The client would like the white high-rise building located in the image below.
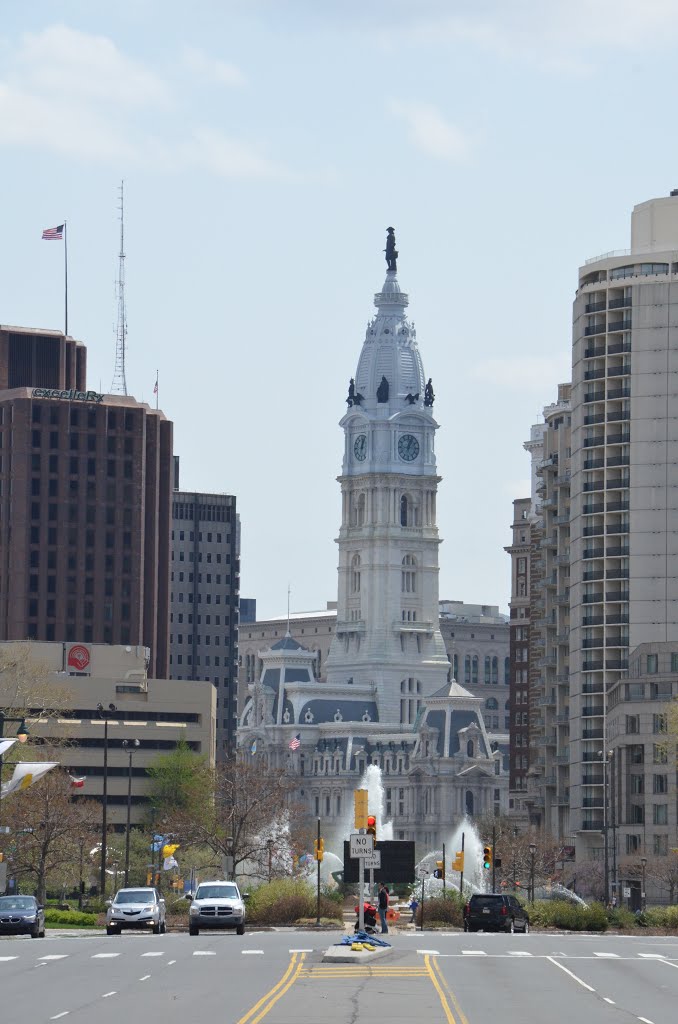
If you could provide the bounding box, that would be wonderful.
[324,263,450,719]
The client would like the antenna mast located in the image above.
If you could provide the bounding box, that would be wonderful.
[111,180,128,395]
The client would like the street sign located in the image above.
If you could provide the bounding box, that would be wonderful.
[350,833,374,857]
[623,887,631,898]
[363,850,381,869]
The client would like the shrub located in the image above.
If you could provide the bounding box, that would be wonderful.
[416,891,465,929]
[44,909,97,927]
[643,905,678,929]
[528,900,608,931]
[246,879,342,925]
[608,907,637,931]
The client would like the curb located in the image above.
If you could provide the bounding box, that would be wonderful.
[322,943,393,964]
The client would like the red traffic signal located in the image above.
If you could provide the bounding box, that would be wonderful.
[366,815,377,843]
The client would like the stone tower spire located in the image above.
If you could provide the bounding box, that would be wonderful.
[324,232,449,724]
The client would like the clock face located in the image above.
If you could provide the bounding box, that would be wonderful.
[398,433,420,462]
[353,434,367,461]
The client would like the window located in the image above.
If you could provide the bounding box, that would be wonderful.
[401,554,417,593]
[653,714,667,734]
[626,715,640,734]
[647,653,658,674]
[484,656,491,684]
[471,655,478,685]
[625,834,641,854]
[654,834,668,856]
[350,553,361,594]
[504,657,510,684]
[653,804,668,825]
[653,744,668,764]
[653,774,667,794]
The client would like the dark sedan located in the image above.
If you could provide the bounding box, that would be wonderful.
[0,895,46,937]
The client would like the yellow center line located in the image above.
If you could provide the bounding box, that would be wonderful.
[429,956,471,1024]
[236,952,305,1024]
[424,954,457,1024]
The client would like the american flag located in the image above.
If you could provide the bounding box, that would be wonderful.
[288,734,301,751]
[153,377,158,395]
[42,224,64,240]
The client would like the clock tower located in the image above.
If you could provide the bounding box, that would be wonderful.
[324,234,449,724]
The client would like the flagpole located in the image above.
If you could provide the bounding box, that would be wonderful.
[64,220,68,336]
[156,369,159,411]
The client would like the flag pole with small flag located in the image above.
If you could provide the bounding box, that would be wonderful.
[42,222,68,335]
[289,733,301,751]
[154,370,158,410]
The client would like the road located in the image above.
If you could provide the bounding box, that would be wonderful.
[1,928,678,1023]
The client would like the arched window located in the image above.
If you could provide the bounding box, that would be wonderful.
[484,656,491,683]
[504,657,511,684]
[400,493,420,527]
[465,791,474,816]
[492,656,498,683]
[453,653,458,680]
[485,698,498,710]
[472,655,479,685]
[400,495,408,526]
[464,655,471,685]
[350,553,361,593]
[467,740,474,758]
[401,554,417,593]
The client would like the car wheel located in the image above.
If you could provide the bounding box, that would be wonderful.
[152,922,161,935]
[189,924,199,936]
[507,919,515,933]
[31,925,40,938]
[106,926,120,936]
[523,921,530,934]
[467,925,476,933]
[39,927,46,938]
[160,920,167,934]
[463,921,469,932]
[236,924,245,936]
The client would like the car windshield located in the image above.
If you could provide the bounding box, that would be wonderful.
[0,896,36,911]
[195,884,239,900]
[114,890,154,904]
[472,896,505,908]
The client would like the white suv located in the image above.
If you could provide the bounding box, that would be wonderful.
[188,881,247,935]
[106,887,166,935]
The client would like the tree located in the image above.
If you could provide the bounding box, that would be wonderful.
[146,740,211,818]
[168,758,308,879]
[644,853,678,903]
[3,762,100,902]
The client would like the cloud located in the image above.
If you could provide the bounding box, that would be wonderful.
[182,46,246,87]
[186,127,297,181]
[389,101,471,162]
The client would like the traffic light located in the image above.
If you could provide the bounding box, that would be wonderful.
[452,852,464,872]
[483,846,492,870]
[366,815,377,845]
[314,838,325,861]
[354,789,368,829]
[433,860,445,880]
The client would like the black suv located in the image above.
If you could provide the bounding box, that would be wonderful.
[464,893,529,933]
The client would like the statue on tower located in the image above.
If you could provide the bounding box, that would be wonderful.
[377,375,389,403]
[384,227,398,272]
[346,378,364,407]
[424,378,435,407]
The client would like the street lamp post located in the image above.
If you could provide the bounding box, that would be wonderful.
[529,842,537,904]
[599,749,610,906]
[0,714,29,868]
[640,857,647,913]
[609,750,617,906]
[97,703,117,898]
[266,838,274,884]
[420,869,429,932]
[122,738,140,887]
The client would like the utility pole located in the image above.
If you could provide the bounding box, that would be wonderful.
[492,824,497,892]
[459,832,465,899]
[442,841,446,894]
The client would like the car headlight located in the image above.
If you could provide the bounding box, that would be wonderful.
[189,904,199,915]
[143,905,153,912]
[24,914,36,921]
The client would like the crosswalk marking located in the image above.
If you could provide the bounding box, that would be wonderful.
[241,949,264,955]
[141,951,164,957]
[639,953,665,959]
[192,950,216,956]
[92,953,120,959]
[39,955,69,961]
[462,950,486,955]
[417,949,440,955]
[0,956,18,961]
[508,951,532,956]
[594,952,619,958]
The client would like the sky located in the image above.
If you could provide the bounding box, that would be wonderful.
[2,1,678,620]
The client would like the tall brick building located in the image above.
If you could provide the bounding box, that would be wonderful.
[0,325,172,677]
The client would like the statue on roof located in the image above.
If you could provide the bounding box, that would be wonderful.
[377,375,389,403]
[424,378,435,407]
[385,227,398,272]
[346,378,364,407]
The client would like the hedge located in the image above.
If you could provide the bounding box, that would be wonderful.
[527,900,608,931]
[44,909,98,927]
[246,879,343,925]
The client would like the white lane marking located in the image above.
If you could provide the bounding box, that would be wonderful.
[39,955,69,961]
[546,956,596,993]
[639,953,665,959]
[139,974,151,981]
[417,949,440,955]
[92,953,120,959]
[594,952,619,958]
[638,1018,654,1024]
[141,951,164,957]
[0,956,18,961]
[193,950,216,956]
[241,950,264,955]
[102,992,116,999]
[50,1015,69,1020]
[604,998,615,1005]
[509,951,532,957]
[289,948,313,953]
[462,950,486,955]
[167,960,176,965]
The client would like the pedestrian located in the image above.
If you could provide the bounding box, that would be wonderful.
[409,896,419,923]
[378,882,390,934]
